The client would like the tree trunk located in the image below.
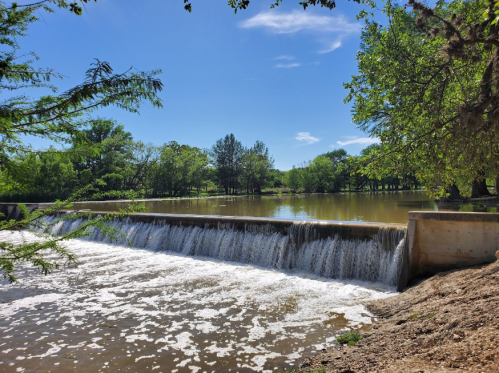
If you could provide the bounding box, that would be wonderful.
[445,184,461,200]
[495,176,499,194]
[471,178,491,198]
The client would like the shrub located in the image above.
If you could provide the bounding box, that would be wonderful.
[336,331,363,346]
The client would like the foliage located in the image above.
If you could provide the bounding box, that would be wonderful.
[0,1,163,171]
[283,145,418,193]
[0,180,144,282]
[336,331,363,346]
[148,141,209,197]
[209,134,274,195]
[210,134,245,195]
[0,0,164,281]
[344,0,499,198]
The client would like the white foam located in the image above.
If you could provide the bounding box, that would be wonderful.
[0,230,396,372]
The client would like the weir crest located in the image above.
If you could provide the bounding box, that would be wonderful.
[37,214,407,287]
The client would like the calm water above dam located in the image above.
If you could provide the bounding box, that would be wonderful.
[74,191,497,224]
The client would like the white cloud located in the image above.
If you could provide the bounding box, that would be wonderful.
[295,132,320,144]
[240,11,361,54]
[273,55,294,60]
[336,137,380,146]
[275,63,301,69]
[240,11,361,34]
[319,40,342,54]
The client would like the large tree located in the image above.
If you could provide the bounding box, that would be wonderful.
[345,0,498,198]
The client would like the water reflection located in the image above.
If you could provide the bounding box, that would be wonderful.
[74,191,498,224]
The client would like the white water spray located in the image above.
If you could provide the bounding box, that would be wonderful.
[37,215,406,286]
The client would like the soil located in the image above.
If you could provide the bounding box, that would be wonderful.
[300,259,499,373]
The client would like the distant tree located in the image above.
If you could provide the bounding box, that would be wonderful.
[123,142,160,192]
[73,120,134,191]
[188,148,210,194]
[286,166,302,192]
[211,134,245,195]
[300,162,317,193]
[310,156,335,193]
[241,140,274,194]
[323,149,347,166]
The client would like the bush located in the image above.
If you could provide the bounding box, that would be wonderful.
[336,331,363,346]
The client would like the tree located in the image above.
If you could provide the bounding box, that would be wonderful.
[211,134,245,195]
[345,0,498,198]
[241,140,274,194]
[188,148,210,194]
[73,120,134,191]
[310,155,335,193]
[0,0,163,281]
[286,166,302,192]
[0,1,163,170]
[123,141,161,192]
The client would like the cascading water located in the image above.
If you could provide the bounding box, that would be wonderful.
[36,214,407,287]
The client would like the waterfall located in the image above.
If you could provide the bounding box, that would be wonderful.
[36,215,406,287]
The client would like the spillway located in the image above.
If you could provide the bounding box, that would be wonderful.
[36,213,407,287]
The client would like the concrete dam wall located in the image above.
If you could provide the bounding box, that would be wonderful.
[36,213,408,289]
[2,202,498,290]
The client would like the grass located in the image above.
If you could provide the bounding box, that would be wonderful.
[409,312,419,318]
[336,331,363,346]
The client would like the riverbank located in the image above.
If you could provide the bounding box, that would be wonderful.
[299,257,499,372]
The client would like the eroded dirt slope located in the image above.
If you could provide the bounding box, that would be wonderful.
[302,260,499,373]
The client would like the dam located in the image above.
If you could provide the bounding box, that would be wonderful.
[1,202,498,372]
[37,213,408,287]
[2,200,497,290]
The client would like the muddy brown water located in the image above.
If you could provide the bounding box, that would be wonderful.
[72,191,498,224]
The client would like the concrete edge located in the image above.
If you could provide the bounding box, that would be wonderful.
[408,211,499,223]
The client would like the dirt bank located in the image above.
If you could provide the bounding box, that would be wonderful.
[300,259,499,372]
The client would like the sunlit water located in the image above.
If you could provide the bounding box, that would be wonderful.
[71,191,498,224]
[0,231,396,373]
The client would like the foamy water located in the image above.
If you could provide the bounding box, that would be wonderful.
[0,231,396,372]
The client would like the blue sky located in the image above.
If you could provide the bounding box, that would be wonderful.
[21,0,381,170]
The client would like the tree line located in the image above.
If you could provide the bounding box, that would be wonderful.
[1,120,423,203]
[283,145,418,194]
[0,122,277,201]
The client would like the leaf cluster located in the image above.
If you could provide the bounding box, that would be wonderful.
[0,2,163,168]
[0,179,145,282]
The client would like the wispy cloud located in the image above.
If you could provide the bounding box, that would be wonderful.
[296,132,320,144]
[336,137,380,146]
[273,55,294,60]
[240,11,361,53]
[240,11,361,34]
[275,63,301,69]
[319,40,342,54]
